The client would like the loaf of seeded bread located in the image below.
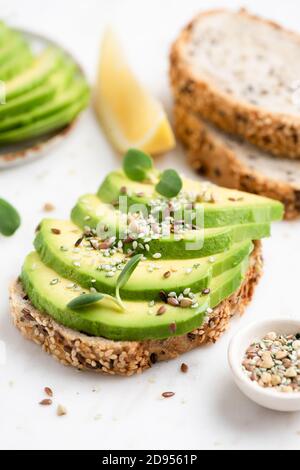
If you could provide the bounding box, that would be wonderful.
[174,102,300,220]
[170,9,300,159]
[9,242,262,377]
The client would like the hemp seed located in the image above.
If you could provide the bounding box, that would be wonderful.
[242,332,300,393]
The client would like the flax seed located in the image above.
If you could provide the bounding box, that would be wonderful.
[44,387,53,397]
[181,363,188,373]
[39,399,52,406]
[162,391,175,398]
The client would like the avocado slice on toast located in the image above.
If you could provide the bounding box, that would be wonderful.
[97,171,283,226]
[71,193,271,259]
[21,251,250,341]
[34,218,254,300]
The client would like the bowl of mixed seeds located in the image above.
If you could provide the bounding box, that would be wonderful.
[228,318,300,412]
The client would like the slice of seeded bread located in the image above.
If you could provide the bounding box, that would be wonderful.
[9,242,262,377]
[170,8,300,159]
[174,102,300,220]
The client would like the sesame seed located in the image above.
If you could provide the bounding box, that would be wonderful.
[168,292,177,297]
[105,272,115,277]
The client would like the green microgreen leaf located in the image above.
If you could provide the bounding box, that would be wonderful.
[67,293,104,309]
[67,254,143,313]
[123,148,153,181]
[0,198,21,236]
[67,292,125,311]
[116,254,143,307]
[155,169,183,198]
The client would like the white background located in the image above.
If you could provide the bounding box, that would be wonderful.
[0,0,300,451]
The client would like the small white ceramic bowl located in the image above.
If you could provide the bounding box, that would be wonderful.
[228,318,300,412]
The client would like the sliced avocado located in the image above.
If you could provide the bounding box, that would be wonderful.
[210,257,248,308]
[0,31,28,65]
[0,22,10,45]
[21,251,249,340]
[0,43,33,81]
[0,78,88,132]
[71,194,270,258]
[0,60,76,118]
[34,218,253,300]
[97,170,283,226]
[0,90,89,143]
[71,194,118,232]
[5,47,62,99]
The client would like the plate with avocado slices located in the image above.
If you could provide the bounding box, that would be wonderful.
[9,150,283,376]
[0,22,90,168]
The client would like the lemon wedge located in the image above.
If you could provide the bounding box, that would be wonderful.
[94,29,175,155]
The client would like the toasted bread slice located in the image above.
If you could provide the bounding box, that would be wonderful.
[9,242,262,376]
[170,9,300,159]
[174,102,300,220]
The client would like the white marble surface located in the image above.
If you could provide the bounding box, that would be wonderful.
[1,0,300,450]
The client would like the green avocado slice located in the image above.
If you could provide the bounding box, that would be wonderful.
[97,170,283,226]
[0,77,88,132]
[0,42,33,81]
[5,47,63,100]
[0,90,89,143]
[71,194,270,258]
[0,22,10,46]
[21,251,249,341]
[33,218,253,301]
[0,31,28,65]
[0,60,76,118]
[0,46,33,81]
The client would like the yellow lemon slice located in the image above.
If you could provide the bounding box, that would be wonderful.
[94,29,175,155]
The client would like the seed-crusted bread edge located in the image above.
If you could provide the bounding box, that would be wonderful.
[174,102,300,220]
[170,8,300,159]
[9,242,263,377]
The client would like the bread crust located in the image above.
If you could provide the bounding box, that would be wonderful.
[174,102,300,220]
[170,8,300,159]
[9,242,263,376]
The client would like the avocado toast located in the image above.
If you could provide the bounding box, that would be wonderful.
[9,152,283,375]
